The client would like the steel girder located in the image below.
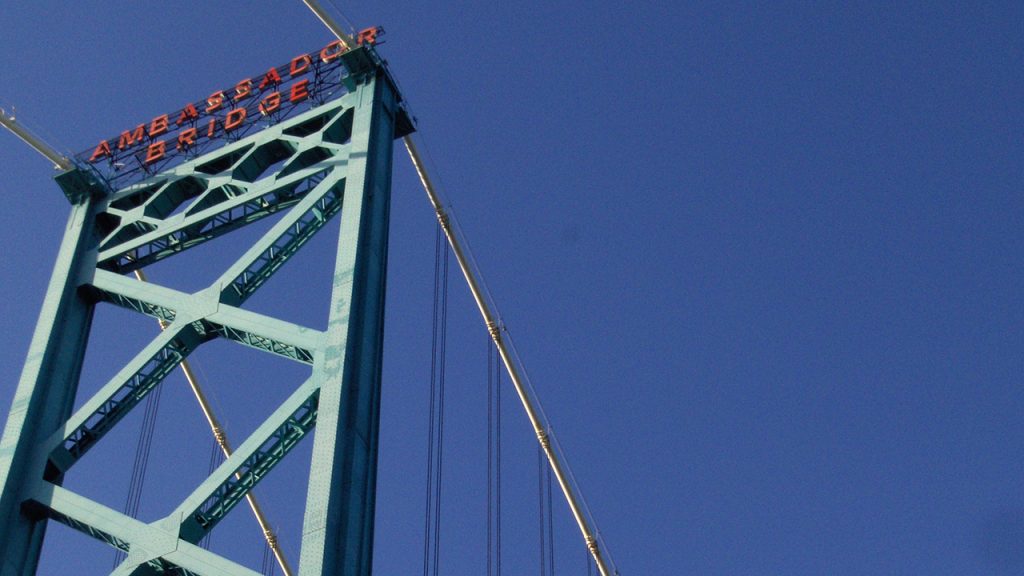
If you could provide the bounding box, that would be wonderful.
[0,63,401,576]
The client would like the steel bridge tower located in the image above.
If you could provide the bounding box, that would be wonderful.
[0,44,411,575]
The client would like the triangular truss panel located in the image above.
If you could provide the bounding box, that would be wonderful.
[0,47,410,576]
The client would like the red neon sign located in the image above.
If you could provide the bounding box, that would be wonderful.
[83,29,382,172]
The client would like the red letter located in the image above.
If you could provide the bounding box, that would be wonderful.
[144,140,166,164]
[207,118,217,138]
[89,140,112,162]
[320,40,345,63]
[356,26,381,45]
[289,79,310,104]
[149,114,169,138]
[176,103,200,125]
[118,125,145,150]
[177,127,198,151]
[234,79,252,102]
[259,92,281,115]
[206,91,225,113]
[258,68,282,90]
[224,108,247,131]
[290,54,311,76]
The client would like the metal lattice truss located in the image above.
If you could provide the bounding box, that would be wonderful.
[0,69,401,576]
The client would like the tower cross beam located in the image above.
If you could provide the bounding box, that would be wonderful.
[90,269,323,364]
[96,149,347,271]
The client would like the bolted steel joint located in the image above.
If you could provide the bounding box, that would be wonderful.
[436,211,450,232]
[537,429,551,449]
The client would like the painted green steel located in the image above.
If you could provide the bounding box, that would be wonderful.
[0,51,403,575]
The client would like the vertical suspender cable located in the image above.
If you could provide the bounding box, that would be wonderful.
[496,356,502,576]
[422,226,449,576]
[538,446,548,576]
[487,339,504,576]
[433,242,450,576]
[548,460,556,576]
[113,378,163,569]
[129,388,162,518]
[487,341,493,576]
[202,438,221,550]
[404,136,615,576]
[422,227,441,576]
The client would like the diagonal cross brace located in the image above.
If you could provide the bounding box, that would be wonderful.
[26,484,261,576]
[45,326,205,474]
[176,377,320,543]
[90,269,323,364]
[217,170,348,306]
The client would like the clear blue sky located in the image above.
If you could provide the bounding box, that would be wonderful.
[1,2,1022,575]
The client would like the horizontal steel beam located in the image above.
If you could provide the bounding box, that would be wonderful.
[91,269,323,364]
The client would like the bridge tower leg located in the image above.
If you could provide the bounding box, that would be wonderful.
[0,47,406,576]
